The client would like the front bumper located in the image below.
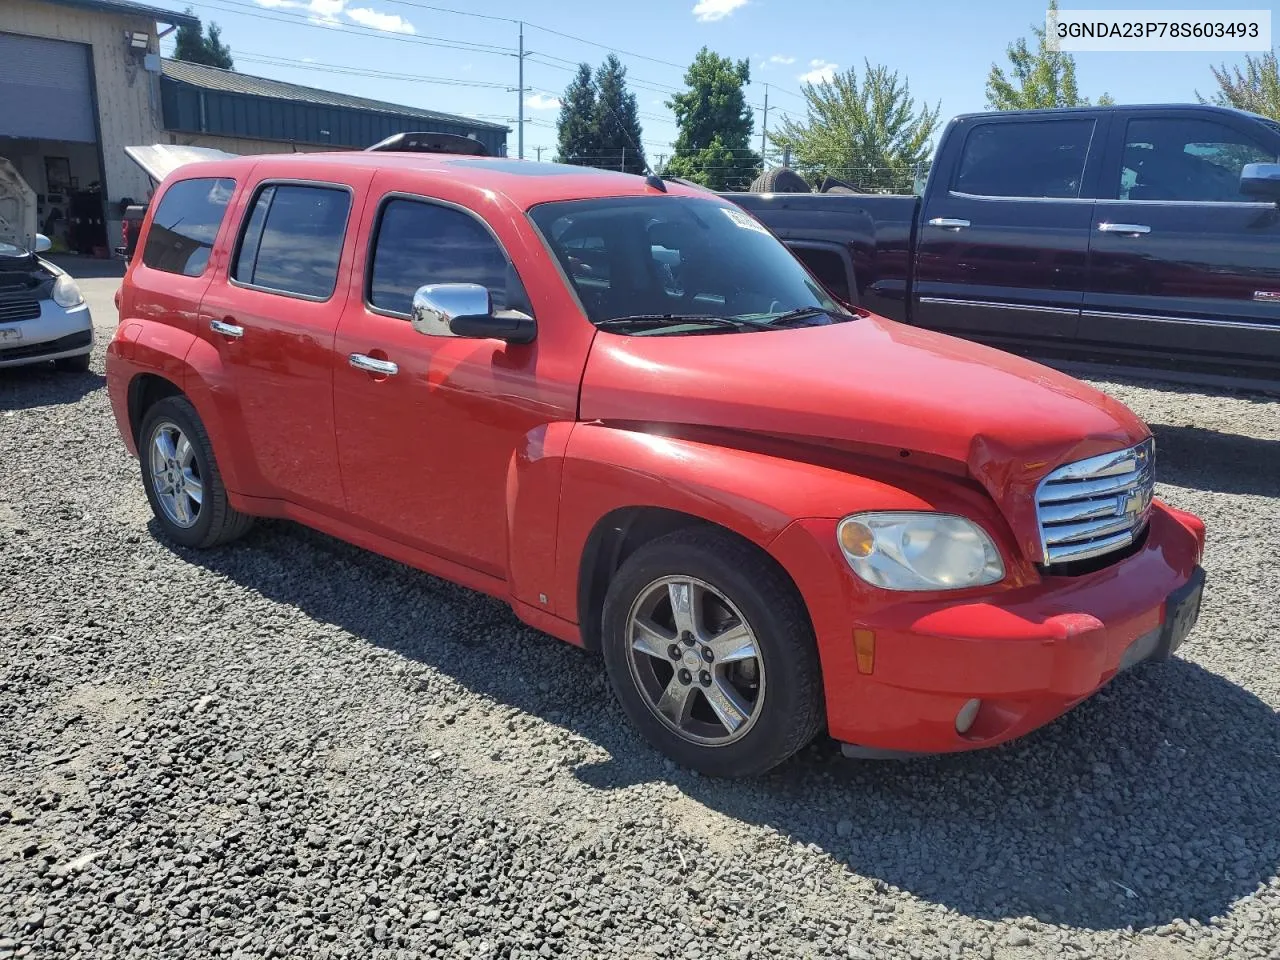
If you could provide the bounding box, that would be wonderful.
[769,501,1206,756]
[0,300,94,368]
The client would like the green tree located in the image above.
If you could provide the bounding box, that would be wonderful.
[986,0,1112,109]
[664,48,761,190]
[773,60,941,191]
[593,55,647,174]
[173,7,233,70]
[556,63,599,165]
[1198,49,1280,120]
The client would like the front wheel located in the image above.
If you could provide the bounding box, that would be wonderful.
[601,528,825,778]
[138,395,253,549]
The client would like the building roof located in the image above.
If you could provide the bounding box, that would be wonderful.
[161,58,509,133]
[41,0,200,28]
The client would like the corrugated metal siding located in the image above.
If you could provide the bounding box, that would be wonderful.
[160,79,507,156]
[0,31,96,141]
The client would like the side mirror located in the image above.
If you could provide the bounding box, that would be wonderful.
[411,283,536,345]
[34,233,52,253]
[1240,162,1280,201]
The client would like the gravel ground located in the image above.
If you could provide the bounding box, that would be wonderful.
[2,280,1279,960]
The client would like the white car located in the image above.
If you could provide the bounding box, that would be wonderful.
[0,158,93,372]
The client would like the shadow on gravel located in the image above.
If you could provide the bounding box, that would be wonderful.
[0,364,105,411]
[177,518,1280,935]
[1148,423,1279,497]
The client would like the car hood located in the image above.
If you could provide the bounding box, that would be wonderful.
[578,312,1150,562]
[0,158,37,255]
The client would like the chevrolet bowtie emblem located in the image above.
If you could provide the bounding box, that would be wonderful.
[1122,487,1152,516]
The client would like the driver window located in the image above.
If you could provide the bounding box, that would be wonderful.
[1118,117,1275,202]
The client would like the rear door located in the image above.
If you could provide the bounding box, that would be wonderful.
[913,113,1106,345]
[196,169,371,514]
[1082,109,1280,373]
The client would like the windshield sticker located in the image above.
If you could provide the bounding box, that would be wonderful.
[720,206,771,236]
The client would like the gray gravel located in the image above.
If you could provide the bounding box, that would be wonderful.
[3,280,1280,960]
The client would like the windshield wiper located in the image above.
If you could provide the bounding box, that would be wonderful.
[754,306,850,328]
[595,314,773,335]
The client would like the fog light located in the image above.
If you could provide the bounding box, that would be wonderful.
[955,698,982,735]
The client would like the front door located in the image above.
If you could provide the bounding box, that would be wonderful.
[196,173,368,513]
[1082,109,1280,374]
[332,189,567,578]
[913,114,1106,346]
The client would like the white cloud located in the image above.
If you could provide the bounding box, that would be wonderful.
[346,6,415,33]
[253,0,303,8]
[524,93,561,110]
[768,54,795,65]
[798,59,838,84]
[692,0,747,22]
[307,0,344,20]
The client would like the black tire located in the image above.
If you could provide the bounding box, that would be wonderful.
[54,352,91,372]
[138,395,254,549]
[748,166,811,194]
[600,527,825,778]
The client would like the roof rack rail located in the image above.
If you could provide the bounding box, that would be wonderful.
[365,132,489,156]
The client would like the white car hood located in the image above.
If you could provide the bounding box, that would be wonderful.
[0,158,37,255]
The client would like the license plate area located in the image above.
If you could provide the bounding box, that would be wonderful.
[0,326,21,342]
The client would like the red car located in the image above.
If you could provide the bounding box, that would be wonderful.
[104,149,1206,778]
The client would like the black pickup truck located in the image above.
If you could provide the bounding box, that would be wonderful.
[729,103,1280,383]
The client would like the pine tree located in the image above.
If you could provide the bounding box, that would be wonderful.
[555,64,598,165]
[173,7,234,70]
[593,55,647,174]
[665,48,760,190]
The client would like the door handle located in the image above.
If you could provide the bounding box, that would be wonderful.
[210,318,244,338]
[928,217,970,230]
[349,353,399,376]
[1097,222,1151,236]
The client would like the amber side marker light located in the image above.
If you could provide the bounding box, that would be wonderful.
[839,520,875,558]
[853,629,875,674]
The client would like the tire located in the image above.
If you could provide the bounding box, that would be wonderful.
[54,352,91,372]
[600,527,825,778]
[748,166,811,194]
[138,395,254,549]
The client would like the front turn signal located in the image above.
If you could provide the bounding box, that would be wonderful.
[854,629,875,674]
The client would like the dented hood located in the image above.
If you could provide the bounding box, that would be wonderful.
[578,313,1150,562]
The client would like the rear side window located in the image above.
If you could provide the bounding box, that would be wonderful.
[232,183,351,299]
[954,119,1095,199]
[367,198,515,315]
[142,177,236,277]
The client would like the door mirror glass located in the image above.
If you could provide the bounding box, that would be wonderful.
[34,233,52,253]
[411,283,536,344]
[1240,162,1280,201]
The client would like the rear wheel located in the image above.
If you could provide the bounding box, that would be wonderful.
[601,528,824,777]
[138,396,253,549]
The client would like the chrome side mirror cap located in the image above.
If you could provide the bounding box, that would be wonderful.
[411,283,536,345]
[34,233,52,253]
[1240,162,1280,202]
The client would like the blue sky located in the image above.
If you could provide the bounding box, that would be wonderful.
[155,0,1268,162]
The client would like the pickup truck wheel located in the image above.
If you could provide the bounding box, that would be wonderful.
[138,396,253,549]
[601,528,824,778]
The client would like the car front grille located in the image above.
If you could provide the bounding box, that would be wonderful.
[0,298,41,323]
[1035,438,1155,567]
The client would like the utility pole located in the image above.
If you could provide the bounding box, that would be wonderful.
[760,83,769,161]
[535,146,544,161]
[517,21,524,160]
[620,146,626,172]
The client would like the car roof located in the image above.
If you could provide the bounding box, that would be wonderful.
[950,103,1280,125]
[161,153,711,209]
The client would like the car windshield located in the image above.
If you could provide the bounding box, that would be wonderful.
[527,195,853,334]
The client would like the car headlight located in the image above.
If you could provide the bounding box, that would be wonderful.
[52,274,84,308]
[837,512,1005,591]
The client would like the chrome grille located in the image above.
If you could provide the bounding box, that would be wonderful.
[1035,438,1155,566]
[0,298,41,323]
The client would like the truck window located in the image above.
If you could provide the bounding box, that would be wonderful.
[141,177,236,278]
[954,119,1095,199]
[789,246,851,303]
[367,198,514,316]
[1117,117,1277,202]
[232,183,351,300]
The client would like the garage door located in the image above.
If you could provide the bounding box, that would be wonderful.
[0,32,96,143]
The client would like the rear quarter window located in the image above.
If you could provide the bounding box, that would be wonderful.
[141,177,236,277]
